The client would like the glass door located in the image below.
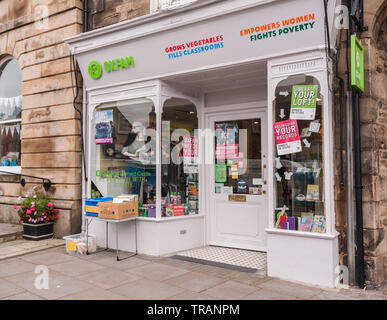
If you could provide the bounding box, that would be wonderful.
[208,110,268,251]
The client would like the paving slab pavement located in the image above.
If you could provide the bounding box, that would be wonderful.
[0,245,385,300]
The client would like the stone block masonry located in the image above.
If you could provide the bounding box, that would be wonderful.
[334,0,387,287]
[0,0,84,237]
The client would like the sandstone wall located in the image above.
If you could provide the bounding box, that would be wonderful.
[0,0,84,236]
[335,0,387,286]
[88,0,150,30]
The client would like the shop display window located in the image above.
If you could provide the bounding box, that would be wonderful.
[90,98,157,217]
[214,119,262,195]
[272,75,325,233]
[161,98,199,217]
[0,58,22,169]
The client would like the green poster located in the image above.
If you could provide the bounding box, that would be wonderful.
[290,85,318,120]
[215,163,227,182]
[351,35,364,92]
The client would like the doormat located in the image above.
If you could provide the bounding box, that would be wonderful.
[171,246,267,274]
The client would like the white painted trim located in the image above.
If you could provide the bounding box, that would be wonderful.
[265,228,339,240]
[0,166,21,175]
[0,118,22,125]
[137,214,204,222]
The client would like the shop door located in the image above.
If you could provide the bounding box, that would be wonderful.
[207,110,268,251]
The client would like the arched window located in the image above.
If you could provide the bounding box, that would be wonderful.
[0,56,22,172]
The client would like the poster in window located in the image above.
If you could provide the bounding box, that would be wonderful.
[215,123,226,159]
[289,85,318,120]
[273,119,302,155]
[215,163,227,182]
[95,109,114,144]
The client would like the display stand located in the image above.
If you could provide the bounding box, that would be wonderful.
[85,216,138,261]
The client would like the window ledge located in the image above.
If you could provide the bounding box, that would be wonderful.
[0,166,21,175]
[265,228,339,240]
[137,214,204,222]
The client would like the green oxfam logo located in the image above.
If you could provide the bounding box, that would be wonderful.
[88,56,135,80]
[88,60,102,79]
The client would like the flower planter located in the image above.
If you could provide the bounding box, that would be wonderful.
[22,222,54,241]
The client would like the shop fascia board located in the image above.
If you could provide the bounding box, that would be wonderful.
[82,45,329,95]
[65,0,280,54]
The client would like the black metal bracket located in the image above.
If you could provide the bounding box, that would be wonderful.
[0,170,52,191]
[351,0,368,32]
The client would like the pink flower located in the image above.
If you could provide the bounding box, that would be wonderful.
[18,205,22,210]
[12,205,16,209]
[31,207,35,211]
[17,196,22,201]
[31,202,35,206]
[26,209,32,214]
[48,203,53,207]
[33,195,37,199]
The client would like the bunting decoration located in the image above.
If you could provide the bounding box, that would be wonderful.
[0,124,20,136]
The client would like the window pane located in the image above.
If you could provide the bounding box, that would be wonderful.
[161,98,199,217]
[0,58,22,167]
[0,59,22,121]
[214,119,262,195]
[90,98,157,217]
[273,75,325,233]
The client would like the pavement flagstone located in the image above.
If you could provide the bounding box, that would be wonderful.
[0,242,385,300]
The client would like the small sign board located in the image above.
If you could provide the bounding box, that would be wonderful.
[228,194,246,202]
[351,35,364,92]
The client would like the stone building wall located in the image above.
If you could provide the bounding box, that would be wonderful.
[0,0,84,236]
[335,0,387,286]
[88,0,150,30]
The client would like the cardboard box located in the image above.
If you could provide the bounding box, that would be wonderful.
[98,201,138,220]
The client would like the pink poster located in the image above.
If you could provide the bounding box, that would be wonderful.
[183,137,199,163]
[273,119,302,155]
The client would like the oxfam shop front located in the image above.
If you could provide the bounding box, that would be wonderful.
[66,0,339,287]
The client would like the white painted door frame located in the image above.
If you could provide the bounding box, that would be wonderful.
[203,102,268,251]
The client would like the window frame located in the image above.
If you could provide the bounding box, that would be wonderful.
[150,0,198,13]
[267,55,335,237]
[0,56,22,175]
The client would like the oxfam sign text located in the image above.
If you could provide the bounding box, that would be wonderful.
[88,56,134,80]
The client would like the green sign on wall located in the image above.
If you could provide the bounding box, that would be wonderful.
[88,56,134,80]
[351,35,364,92]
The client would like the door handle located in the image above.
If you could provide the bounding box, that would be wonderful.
[262,164,267,185]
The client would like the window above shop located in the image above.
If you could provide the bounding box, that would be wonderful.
[151,0,199,12]
[0,56,22,174]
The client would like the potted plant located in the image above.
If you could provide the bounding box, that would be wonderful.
[13,186,59,241]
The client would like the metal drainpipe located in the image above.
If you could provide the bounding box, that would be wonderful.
[81,0,89,233]
[83,0,89,32]
[349,0,365,289]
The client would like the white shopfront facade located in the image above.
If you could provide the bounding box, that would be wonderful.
[66,0,340,287]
